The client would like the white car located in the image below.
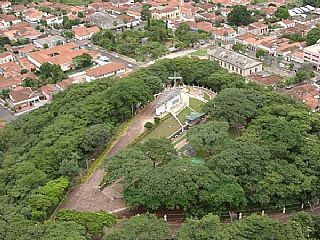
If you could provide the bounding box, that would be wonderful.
[128,64,133,68]
[99,56,109,62]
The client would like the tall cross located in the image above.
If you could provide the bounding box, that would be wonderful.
[168,71,182,88]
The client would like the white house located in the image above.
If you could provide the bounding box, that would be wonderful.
[156,89,182,116]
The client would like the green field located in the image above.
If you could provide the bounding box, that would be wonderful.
[144,115,181,140]
[177,108,192,124]
[191,49,208,56]
[189,98,205,113]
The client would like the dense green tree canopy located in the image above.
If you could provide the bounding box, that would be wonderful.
[306,27,320,46]
[104,214,169,240]
[205,88,267,126]
[227,5,252,26]
[275,6,290,19]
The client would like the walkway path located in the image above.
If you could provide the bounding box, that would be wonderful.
[59,102,156,212]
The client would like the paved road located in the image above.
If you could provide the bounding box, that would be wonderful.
[73,39,139,70]
[0,105,15,123]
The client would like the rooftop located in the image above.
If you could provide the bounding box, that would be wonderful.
[208,47,262,69]
[28,43,89,66]
[85,62,126,78]
[156,88,181,108]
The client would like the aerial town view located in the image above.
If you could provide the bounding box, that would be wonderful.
[2,0,320,239]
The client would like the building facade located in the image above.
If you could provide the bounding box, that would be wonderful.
[208,47,263,76]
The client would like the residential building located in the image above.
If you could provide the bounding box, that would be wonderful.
[151,6,181,20]
[279,19,296,29]
[27,43,91,71]
[90,12,122,29]
[23,9,44,23]
[303,43,320,70]
[33,35,66,49]
[0,52,15,64]
[208,47,262,76]
[7,86,40,109]
[211,27,237,42]
[238,22,269,36]
[73,26,100,40]
[41,84,60,101]
[85,62,126,82]
[0,1,12,13]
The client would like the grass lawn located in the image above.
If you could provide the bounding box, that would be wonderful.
[189,98,205,113]
[203,92,211,101]
[144,115,181,140]
[177,107,192,124]
[191,49,207,56]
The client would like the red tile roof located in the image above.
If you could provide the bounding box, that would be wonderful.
[85,62,126,78]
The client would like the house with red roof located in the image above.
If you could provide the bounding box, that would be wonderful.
[85,62,126,82]
[0,52,15,64]
[0,1,12,13]
[27,43,95,71]
[73,26,100,40]
[7,86,40,110]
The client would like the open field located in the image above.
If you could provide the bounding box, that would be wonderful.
[190,49,207,56]
[189,98,205,112]
[144,115,181,140]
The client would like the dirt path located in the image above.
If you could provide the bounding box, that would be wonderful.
[59,102,156,212]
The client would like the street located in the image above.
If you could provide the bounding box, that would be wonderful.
[0,105,15,123]
[73,39,139,70]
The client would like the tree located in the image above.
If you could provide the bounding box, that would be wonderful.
[140,4,151,23]
[227,5,252,26]
[289,212,314,238]
[56,210,116,237]
[294,69,315,82]
[77,12,85,18]
[176,214,230,240]
[104,214,169,240]
[123,159,246,213]
[303,0,320,7]
[37,63,66,84]
[28,177,69,221]
[187,121,230,155]
[205,88,266,126]
[275,6,289,19]
[256,49,267,58]
[62,29,74,38]
[175,23,199,48]
[206,70,246,92]
[144,121,153,130]
[72,53,92,69]
[232,43,245,52]
[306,27,320,46]
[208,140,271,204]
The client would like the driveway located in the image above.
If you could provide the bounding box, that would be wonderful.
[0,105,15,123]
